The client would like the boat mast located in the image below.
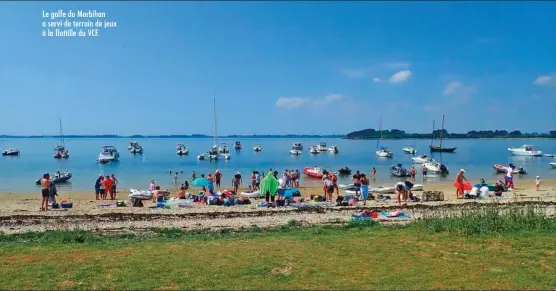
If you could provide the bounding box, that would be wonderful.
[376,118,382,149]
[439,114,445,149]
[213,93,217,147]
[59,118,65,147]
[430,120,435,148]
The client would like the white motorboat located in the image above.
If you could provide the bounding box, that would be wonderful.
[317,142,328,151]
[2,148,20,156]
[98,146,120,164]
[403,147,416,154]
[411,154,431,164]
[422,159,449,174]
[54,118,69,159]
[128,140,139,150]
[550,162,556,168]
[198,145,219,160]
[130,144,143,154]
[290,148,302,156]
[544,153,555,157]
[292,142,303,150]
[508,145,542,156]
[327,145,339,154]
[376,148,393,158]
[218,143,230,154]
[176,144,189,155]
[253,144,262,152]
[309,145,320,154]
[234,141,242,150]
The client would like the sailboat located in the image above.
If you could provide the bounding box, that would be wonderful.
[375,118,393,158]
[53,118,69,159]
[429,114,457,153]
[197,93,230,160]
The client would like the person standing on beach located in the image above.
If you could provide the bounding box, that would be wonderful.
[149,180,156,192]
[207,173,215,192]
[99,176,106,200]
[94,175,103,200]
[360,174,370,206]
[352,170,361,197]
[111,174,118,197]
[371,167,376,181]
[410,166,416,183]
[454,169,467,199]
[104,175,114,200]
[40,173,50,211]
[535,176,541,191]
[331,172,339,196]
[422,165,428,180]
[232,171,242,194]
[251,171,257,190]
[49,181,58,206]
[505,165,514,190]
[255,171,261,190]
[174,172,179,186]
[215,170,222,188]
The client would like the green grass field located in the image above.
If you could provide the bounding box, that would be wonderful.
[1,207,555,290]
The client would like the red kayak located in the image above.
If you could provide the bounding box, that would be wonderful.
[303,167,324,178]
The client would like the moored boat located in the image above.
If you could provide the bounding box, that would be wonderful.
[376,148,393,158]
[550,162,556,168]
[429,115,457,153]
[303,166,325,178]
[411,154,430,164]
[508,145,542,156]
[390,164,410,177]
[98,146,119,164]
[129,142,143,154]
[327,145,339,154]
[290,148,302,155]
[403,147,416,154]
[545,153,555,157]
[309,145,319,154]
[54,118,69,159]
[176,144,189,155]
[493,164,527,175]
[2,148,20,156]
[218,143,230,154]
[292,142,303,150]
[234,141,242,150]
[317,142,328,151]
[338,167,351,175]
[35,171,72,185]
[422,159,449,175]
[253,144,262,152]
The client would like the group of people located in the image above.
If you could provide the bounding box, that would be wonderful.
[94,174,119,200]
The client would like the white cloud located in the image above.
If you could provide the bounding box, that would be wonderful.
[443,81,463,95]
[388,70,412,84]
[373,77,381,83]
[533,73,556,86]
[341,62,410,79]
[275,97,311,109]
[276,94,347,109]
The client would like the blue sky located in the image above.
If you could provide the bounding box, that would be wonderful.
[1,1,555,135]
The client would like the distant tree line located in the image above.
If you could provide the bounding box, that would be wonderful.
[345,129,556,139]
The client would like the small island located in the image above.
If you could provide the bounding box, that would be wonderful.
[344,129,556,140]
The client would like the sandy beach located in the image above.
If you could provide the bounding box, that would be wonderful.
[1,178,555,234]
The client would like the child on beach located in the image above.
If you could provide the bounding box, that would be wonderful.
[535,176,541,191]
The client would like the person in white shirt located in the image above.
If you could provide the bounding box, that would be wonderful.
[479,184,490,199]
[535,176,541,191]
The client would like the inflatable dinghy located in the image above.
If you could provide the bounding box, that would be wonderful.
[240,190,260,198]
[128,189,153,200]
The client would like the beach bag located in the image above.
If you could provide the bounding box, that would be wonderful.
[51,203,60,209]
[61,202,73,209]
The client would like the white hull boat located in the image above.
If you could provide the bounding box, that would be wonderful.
[411,155,430,164]
[544,154,555,158]
[422,160,449,174]
[317,142,328,151]
[98,146,119,164]
[176,144,189,155]
[197,152,219,160]
[309,146,320,154]
[403,147,416,154]
[550,162,556,168]
[376,149,393,158]
[2,148,20,156]
[128,141,139,150]
[240,190,260,198]
[129,189,153,200]
[130,145,143,154]
[54,119,69,159]
[290,149,302,155]
[327,146,339,154]
[508,145,542,156]
[253,144,262,152]
[218,143,230,154]
[292,143,303,150]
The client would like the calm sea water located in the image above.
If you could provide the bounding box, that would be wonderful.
[0,138,555,192]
